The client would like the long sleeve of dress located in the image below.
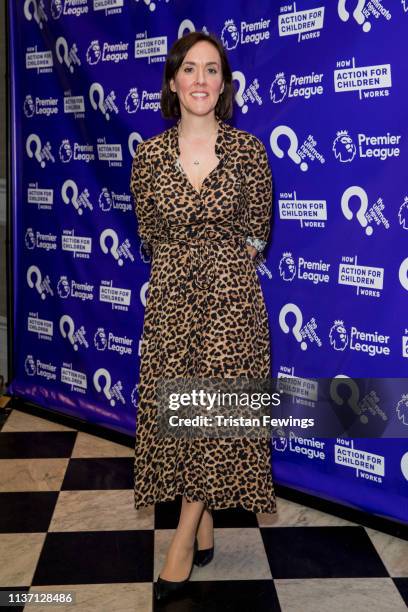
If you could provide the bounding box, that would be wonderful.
[243,138,273,253]
[130,142,157,254]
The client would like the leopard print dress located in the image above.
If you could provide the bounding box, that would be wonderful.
[131,117,277,514]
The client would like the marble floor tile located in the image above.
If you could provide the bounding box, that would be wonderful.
[0,533,46,586]
[365,527,408,577]
[0,458,68,492]
[48,490,154,532]
[274,577,407,612]
[154,527,272,582]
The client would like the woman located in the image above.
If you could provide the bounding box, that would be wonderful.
[130,31,277,602]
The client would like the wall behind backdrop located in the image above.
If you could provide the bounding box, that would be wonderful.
[7,0,408,523]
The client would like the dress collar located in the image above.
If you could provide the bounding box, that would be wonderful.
[166,116,231,161]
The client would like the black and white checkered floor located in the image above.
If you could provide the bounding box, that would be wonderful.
[0,401,407,612]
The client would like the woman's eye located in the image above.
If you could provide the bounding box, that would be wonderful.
[183,67,193,73]
[208,68,217,74]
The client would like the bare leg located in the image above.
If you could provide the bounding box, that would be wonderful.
[159,496,205,581]
[195,506,214,549]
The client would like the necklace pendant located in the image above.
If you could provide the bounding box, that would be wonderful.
[193,160,200,165]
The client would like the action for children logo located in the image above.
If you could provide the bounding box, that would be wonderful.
[335,439,385,484]
[399,197,408,230]
[338,0,392,32]
[329,320,391,357]
[338,255,384,298]
[278,4,325,41]
[270,126,325,171]
[270,71,324,103]
[135,34,167,61]
[334,58,391,99]
[333,129,401,162]
[279,191,327,228]
[86,39,129,64]
[279,252,331,285]
[221,17,271,49]
[26,46,53,73]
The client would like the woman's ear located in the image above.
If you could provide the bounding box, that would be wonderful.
[169,78,176,93]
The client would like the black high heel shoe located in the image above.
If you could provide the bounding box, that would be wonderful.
[154,542,196,602]
[193,536,214,567]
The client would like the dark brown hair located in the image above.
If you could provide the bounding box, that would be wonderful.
[161,31,234,120]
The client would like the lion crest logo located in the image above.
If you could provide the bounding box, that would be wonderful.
[329,320,348,351]
[332,130,357,162]
[94,328,108,351]
[86,40,102,65]
[125,88,140,114]
[24,95,35,118]
[398,197,408,230]
[221,19,239,50]
[57,276,71,298]
[270,73,287,103]
[279,252,296,281]
[396,394,408,426]
[59,139,72,163]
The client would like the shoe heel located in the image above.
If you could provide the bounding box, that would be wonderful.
[193,537,214,567]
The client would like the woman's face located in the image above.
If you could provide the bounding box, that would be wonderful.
[170,41,224,119]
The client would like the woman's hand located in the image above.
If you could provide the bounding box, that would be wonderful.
[246,244,258,260]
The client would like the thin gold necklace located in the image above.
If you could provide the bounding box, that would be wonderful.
[177,121,219,165]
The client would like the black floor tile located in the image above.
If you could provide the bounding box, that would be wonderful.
[32,530,154,585]
[0,492,58,533]
[61,457,133,490]
[0,587,29,612]
[152,579,281,611]
[393,577,408,607]
[0,432,77,459]
[260,526,389,579]
[154,496,258,530]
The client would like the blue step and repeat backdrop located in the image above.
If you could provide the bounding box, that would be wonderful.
[7,0,408,523]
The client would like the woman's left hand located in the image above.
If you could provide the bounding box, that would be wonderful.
[246,245,258,260]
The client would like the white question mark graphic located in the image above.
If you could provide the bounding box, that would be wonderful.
[89,83,109,120]
[100,229,123,266]
[26,134,45,168]
[93,368,115,407]
[399,257,408,291]
[129,133,144,159]
[60,315,78,351]
[270,126,308,171]
[341,186,373,235]
[24,0,42,28]
[56,36,74,72]
[178,19,195,38]
[279,303,307,350]
[27,264,46,299]
[330,375,368,424]
[338,0,371,32]
[62,179,82,215]
[232,71,248,114]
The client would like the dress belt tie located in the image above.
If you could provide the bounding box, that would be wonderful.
[158,223,245,291]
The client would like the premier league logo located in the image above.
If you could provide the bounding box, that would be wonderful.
[221,19,239,50]
[125,88,140,114]
[332,130,357,162]
[329,320,349,351]
[270,73,287,103]
[279,252,296,281]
